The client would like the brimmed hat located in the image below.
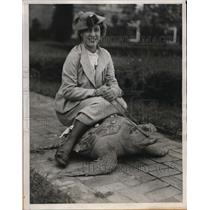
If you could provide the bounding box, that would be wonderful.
[73,11,106,31]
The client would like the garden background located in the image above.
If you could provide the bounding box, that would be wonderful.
[29,4,182,141]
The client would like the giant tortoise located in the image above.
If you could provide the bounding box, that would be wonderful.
[58,114,168,177]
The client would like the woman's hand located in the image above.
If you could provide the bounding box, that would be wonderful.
[94,86,117,102]
[102,88,117,102]
[94,85,109,96]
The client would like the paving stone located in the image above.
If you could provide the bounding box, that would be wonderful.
[64,181,100,203]
[160,141,182,151]
[81,174,118,188]
[164,145,181,151]
[165,140,182,148]
[75,198,106,203]
[83,194,109,203]
[175,159,183,165]
[103,182,127,191]
[151,154,180,163]
[94,185,113,194]
[138,158,157,165]
[119,165,155,184]
[125,161,147,170]
[125,159,169,174]
[131,179,169,194]
[145,186,181,202]
[174,193,183,202]
[123,156,157,165]
[149,167,181,178]
[112,171,135,183]
[30,128,47,137]
[30,156,58,176]
[118,188,150,202]
[159,196,180,202]
[157,136,179,146]
[125,160,169,173]
[164,160,182,172]
[107,193,133,203]
[172,148,182,154]
[174,174,183,181]
[169,150,183,159]
[52,180,76,188]
[123,178,142,187]
[139,163,169,173]
[161,176,182,190]
[90,182,127,198]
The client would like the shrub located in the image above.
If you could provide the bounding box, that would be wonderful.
[30,168,72,203]
[142,70,182,105]
[29,42,69,82]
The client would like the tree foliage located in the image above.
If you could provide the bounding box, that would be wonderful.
[51,5,74,42]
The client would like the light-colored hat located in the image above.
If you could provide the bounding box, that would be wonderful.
[73,11,106,31]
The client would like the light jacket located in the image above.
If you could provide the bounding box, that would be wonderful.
[55,43,123,114]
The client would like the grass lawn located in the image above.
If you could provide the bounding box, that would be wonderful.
[30,168,73,203]
[29,41,182,141]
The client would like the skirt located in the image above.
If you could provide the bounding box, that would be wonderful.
[56,96,127,126]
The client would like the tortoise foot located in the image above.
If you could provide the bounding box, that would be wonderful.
[144,144,169,157]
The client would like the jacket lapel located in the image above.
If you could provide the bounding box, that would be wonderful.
[80,44,96,87]
[95,47,106,88]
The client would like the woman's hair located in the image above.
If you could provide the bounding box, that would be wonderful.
[78,22,107,42]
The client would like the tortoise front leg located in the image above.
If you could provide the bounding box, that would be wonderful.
[59,151,118,177]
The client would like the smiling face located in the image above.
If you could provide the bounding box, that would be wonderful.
[80,25,101,52]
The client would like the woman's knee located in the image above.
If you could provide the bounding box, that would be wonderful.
[56,111,74,126]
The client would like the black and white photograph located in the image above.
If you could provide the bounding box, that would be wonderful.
[23,0,186,209]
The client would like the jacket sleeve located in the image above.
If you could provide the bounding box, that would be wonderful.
[105,52,123,97]
[60,51,95,101]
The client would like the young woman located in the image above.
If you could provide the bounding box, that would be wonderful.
[54,11,127,166]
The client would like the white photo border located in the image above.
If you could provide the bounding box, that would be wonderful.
[23,1,187,209]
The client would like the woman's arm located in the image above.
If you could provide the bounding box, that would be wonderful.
[60,51,95,101]
[105,52,123,97]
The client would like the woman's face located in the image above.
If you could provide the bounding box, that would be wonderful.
[81,25,101,52]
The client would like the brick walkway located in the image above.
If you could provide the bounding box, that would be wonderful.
[30,92,183,203]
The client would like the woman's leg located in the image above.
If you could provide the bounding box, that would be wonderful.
[56,97,127,126]
[55,97,127,166]
[75,97,127,126]
[55,120,90,166]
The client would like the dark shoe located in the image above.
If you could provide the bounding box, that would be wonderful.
[55,148,70,166]
[55,140,72,166]
[55,120,89,166]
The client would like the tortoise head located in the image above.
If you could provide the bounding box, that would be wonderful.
[129,126,158,151]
